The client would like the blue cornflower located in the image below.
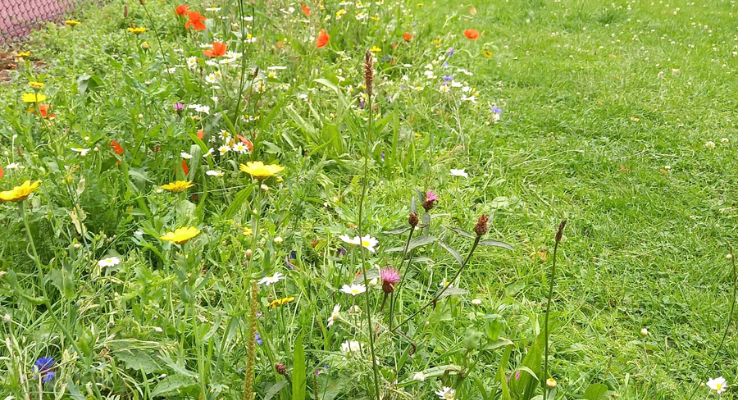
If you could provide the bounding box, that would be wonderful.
[443,75,454,82]
[491,105,502,114]
[255,332,263,346]
[33,356,56,383]
[446,47,455,57]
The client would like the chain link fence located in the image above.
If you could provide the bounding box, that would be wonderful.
[0,0,87,45]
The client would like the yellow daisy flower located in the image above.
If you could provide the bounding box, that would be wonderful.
[160,180,193,193]
[160,227,201,244]
[65,20,80,27]
[127,27,147,34]
[16,51,31,58]
[482,48,493,58]
[369,46,382,53]
[29,81,45,90]
[0,180,41,203]
[21,93,47,103]
[269,296,295,308]
[240,161,284,179]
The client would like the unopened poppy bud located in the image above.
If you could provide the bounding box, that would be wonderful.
[408,212,419,228]
[546,377,557,389]
[275,363,288,376]
[474,214,489,237]
[123,5,128,17]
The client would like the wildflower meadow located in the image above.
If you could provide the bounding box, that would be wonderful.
[0,0,738,399]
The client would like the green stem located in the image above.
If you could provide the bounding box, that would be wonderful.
[393,236,480,332]
[355,62,380,399]
[19,203,82,355]
[544,221,566,400]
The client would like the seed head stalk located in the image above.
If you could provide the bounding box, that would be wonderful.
[544,220,566,400]
[355,50,381,399]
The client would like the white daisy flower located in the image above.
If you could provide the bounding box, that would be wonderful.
[340,284,366,296]
[97,257,121,267]
[706,377,727,394]
[327,304,341,327]
[340,340,361,354]
[232,142,248,154]
[258,272,284,286]
[71,147,91,156]
[435,386,456,400]
[450,169,469,178]
[206,170,224,177]
[180,152,192,159]
[218,145,231,155]
[413,372,426,381]
[339,234,378,253]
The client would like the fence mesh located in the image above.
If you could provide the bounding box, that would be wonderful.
[0,0,87,45]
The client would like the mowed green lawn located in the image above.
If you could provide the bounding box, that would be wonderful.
[442,0,738,397]
[0,0,736,398]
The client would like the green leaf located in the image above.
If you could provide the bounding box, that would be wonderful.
[479,240,514,250]
[223,185,254,220]
[450,226,475,239]
[263,381,289,400]
[382,226,411,235]
[438,241,464,265]
[114,349,162,374]
[437,287,469,299]
[292,334,306,400]
[385,235,436,253]
[151,374,197,396]
[583,383,610,400]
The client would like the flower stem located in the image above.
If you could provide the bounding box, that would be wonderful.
[19,203,82,355]
[393,236,480,332]
[355,52,380,399]
[544,220,566,400]
[243,281,259,400]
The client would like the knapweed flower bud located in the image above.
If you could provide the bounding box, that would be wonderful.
[474,214,489,237]
[364,51,374,97]
[408,211,419,228]
[380,267,401,294]
[555,220,567,243]
[546,377,557,389]
[422,191,438,212]
[275,363,288,376]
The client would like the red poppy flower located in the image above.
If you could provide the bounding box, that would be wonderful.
[316,29,329,48]
[196,129,204,141]
[185,11,206,31]
[181,159,190,176]
[402,32,413,42]
[301,2,311,17]
[0,165,4,180]
[463,29,480,40]
[203,41,227,58]
[110,140,124,155]
[236,134,254,152]
[175,4,189,16]
[38,104,56,119]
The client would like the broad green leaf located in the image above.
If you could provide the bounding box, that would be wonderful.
[223,185,254,220]
[583,383,610,400]
[292,334,306,400]
[151,375,197,396]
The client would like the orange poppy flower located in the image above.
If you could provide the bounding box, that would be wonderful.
[185,11,206,31]
[403,32,413,42]
[181,159,190,176]
[237,134,254,152]
[196,129,204,141]
[175,4,189,16]
[110,140,124,155]
[38,104,56,119]
[203,41,227,58]
[0,165,3,180]
[316,29,329,48]
[463,29,480,40]
[301,2,311,17]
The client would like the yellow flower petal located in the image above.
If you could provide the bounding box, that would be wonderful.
[240,161,284,179]
[160,226,201,244]
[0,180,41,202]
